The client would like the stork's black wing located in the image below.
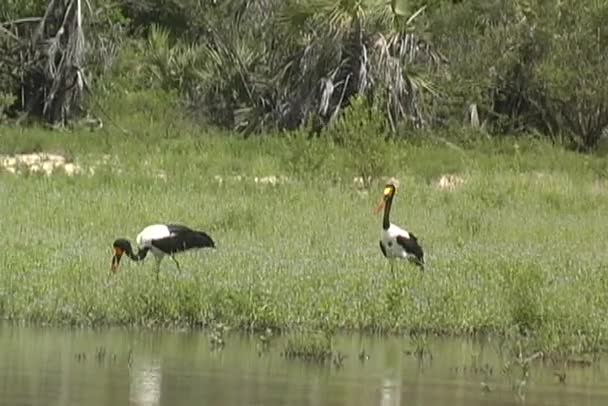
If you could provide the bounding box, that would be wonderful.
[396,234,424,268]
[167,224,195,235]
[152,225,215,254]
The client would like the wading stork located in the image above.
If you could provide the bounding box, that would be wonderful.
[374,183,424,272]
[111,224,216,279]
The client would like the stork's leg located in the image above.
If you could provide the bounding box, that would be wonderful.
[155,256,162,281]
[170,255,181,273]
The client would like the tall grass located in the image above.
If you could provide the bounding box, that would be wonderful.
[1,110,608,355]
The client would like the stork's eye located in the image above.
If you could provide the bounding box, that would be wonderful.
[388,242,392,247]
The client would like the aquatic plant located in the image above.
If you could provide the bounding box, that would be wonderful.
[282,331,333,363]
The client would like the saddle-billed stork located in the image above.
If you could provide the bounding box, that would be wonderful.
[374,183,425,272]
[111,224,216,279]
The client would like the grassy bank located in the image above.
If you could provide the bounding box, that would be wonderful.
[2,121,608,354]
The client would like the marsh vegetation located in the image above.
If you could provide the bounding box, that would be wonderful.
[2,0,608,364]
[2,121,608,359]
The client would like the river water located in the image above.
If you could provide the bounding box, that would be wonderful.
[0,324,607,406]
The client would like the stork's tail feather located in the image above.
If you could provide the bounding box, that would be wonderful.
[191,230,216,249]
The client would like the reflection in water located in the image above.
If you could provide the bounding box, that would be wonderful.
[130,358,162,406]
[380,376,401,406]
[0,325,608,406]
[307,375,322,406]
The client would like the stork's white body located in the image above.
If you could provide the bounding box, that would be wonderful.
[378,222,424,270]
[380,223,414,260]
[136,224,172,259]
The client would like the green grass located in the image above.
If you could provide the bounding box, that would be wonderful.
[2,109,608,355]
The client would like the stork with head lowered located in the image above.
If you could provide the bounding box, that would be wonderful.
[111,223,216,280]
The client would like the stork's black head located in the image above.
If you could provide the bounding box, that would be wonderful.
[374,183,397,214]
[382,183,396,199]
[111,238,131,273]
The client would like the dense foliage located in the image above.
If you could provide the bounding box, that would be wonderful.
[2,0,608,149]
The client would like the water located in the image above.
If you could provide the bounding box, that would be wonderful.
[0,324,607,406]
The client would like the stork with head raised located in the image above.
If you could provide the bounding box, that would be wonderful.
[374,183,425,273]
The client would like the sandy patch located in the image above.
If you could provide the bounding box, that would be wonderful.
[0,153,82,176]
[436,174,466,191]
[353,176,401,189]
[352,176,372,189]
[254,175,289,185]
[0,153,171,180]
[213,175,289,186]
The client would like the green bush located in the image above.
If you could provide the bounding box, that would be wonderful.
[322,97,391,181]
[3,0,608,150]
[426,0,608,148]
